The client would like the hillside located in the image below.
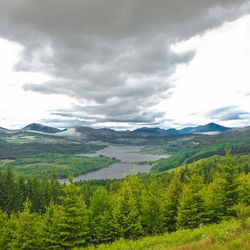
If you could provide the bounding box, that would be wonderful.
[22,123,62,134]
[148,127,250,172]
[0,152,249,249]
[83,219,250,250]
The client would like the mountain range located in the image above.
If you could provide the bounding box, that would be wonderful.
[0,122,232,137]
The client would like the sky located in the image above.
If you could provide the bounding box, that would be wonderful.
[0,0,250,130]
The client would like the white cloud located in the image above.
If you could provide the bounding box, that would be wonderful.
[0,38,74,129]
[158,14,250,128]
[0,13,250,129]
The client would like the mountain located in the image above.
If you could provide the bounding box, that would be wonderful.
[22,123,62,134]
[132,127,168,136]
[188,122,231,133]
[0,122,234,138]
[132,123,231,136]
[0,127,8,134]
[0,127,19,135]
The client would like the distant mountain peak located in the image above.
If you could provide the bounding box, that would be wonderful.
[22,123,61,134]
[193,122,231,133]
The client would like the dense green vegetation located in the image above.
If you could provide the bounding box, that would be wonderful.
[0,151,249,249]
[0,136,104,159]
[0,154,118,178]
[84,219,250,250]
[151,134,250,172]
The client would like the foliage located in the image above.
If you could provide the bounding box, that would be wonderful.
[0,154,118,178]
[0,152,249,249]
[83,219,249,250]
[41,182,89,249]
[0,137,104,159]
[151,134,250,172]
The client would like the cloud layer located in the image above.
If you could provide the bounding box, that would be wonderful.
[0,0,249,127]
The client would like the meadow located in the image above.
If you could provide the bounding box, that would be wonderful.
[83,219,250,250]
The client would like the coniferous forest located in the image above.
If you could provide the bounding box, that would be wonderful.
[1,0,250,249]
[0,150,249,249]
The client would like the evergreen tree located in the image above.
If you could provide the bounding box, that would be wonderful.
[7,199,42,250]
[176,173,205,229]
[0,166,18,213]
[141,177,165,235]
[89,187,116,244]
[163,172,182,232]
[15,175,28,211]
[113,176,143,239]
[41,177,89,249]
[40,201,62,249]
[237,173,250,205]
[205,149,239,222]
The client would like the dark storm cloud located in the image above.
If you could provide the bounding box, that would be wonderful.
[0,0,249,126]
[207,106,250,121]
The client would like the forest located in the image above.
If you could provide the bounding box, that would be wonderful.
[0,149,249,249]
[0,154,118,178]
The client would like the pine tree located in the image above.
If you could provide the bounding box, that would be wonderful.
[15,175,28,211]
[141,191,164,235]
[176,173,205,229]
[89,187,116,244]
[1,166,18,213]
[7,199,43,249]
[237,173,250,206]
[205,149,239,222]
[163,172,182,232]
[113,176,143,239]
[141,177,165,235]
[40,201,62,249]
[41,177,89,249]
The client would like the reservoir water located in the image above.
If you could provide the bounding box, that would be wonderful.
[60,144,168,182]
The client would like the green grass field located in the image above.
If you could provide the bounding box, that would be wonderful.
[0,154,119,178]
[82,219,250,250]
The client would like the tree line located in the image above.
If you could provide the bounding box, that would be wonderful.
[0,150,249,249]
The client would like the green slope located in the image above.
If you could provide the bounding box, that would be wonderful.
[151,133,250,172]
[83,219,250,250]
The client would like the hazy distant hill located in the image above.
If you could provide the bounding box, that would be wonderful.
[132,122,231,136]
[22,123,62,134]
[0,127,8,134]
[187,122,231,133]
[0,122,237,139]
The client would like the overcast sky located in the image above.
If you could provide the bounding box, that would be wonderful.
[0,0,250,130]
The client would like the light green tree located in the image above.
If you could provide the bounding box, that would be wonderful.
[177,173,205,229]
[113,176,143,239]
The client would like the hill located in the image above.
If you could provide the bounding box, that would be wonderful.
[132,123,231,137]
[0,152,249,249]
[187,122,231,133]
[22,123,62,134]
[83,219,250,250]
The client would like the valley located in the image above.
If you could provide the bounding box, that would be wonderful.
[0,123,249,180]
[60,144,169,182]
[0,122,250,250]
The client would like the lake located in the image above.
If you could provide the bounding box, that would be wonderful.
[60,144,169,182]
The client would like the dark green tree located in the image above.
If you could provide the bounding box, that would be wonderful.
[41,177,89,249]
